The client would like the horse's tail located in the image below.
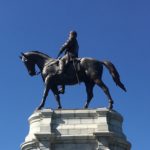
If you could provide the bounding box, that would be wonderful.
[101,60,127,92]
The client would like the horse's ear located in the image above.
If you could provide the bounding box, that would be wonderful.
[21,52,28,59]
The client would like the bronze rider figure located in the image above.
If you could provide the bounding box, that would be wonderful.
[57,31,79,94]
[57,30,79,74]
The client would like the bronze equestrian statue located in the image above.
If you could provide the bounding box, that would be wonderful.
[20,50,126,110]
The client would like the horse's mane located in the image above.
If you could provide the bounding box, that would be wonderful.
[30,50,51,58]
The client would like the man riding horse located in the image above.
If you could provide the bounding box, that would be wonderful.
[57,30,79,93]
[20,31,126,110]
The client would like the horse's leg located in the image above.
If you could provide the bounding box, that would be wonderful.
[84,82,95,109]
[37,85,49,110]
[37,75,51,110]
[51,86,62,109]
[94,79,114,110]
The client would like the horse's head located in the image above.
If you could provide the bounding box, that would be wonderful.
[20,52,36,76]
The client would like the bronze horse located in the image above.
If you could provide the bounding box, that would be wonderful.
[20,51,126,110]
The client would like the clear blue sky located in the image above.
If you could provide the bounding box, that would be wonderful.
[0,0,149,149]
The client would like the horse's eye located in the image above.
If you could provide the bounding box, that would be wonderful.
[24,59,28,62]
[23,57,28,62]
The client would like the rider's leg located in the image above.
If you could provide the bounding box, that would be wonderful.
[58,55,67,74]
[58,60,64,74]
[58,55,68,93]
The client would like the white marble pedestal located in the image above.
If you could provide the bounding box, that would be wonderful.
[21,108,131,150]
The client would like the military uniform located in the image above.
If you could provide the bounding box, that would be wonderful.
[57,31,79,73]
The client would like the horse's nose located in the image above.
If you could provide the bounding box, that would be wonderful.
[29,71,35,76]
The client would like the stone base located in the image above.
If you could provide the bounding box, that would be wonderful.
[21,108,131,150]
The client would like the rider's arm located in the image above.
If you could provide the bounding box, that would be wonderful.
[57,48,64,58]
[57,39,72,58]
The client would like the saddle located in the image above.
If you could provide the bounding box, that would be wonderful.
[48,58,81,75]
[62,58,81,73]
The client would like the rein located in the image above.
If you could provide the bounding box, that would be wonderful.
[35,59,59,76]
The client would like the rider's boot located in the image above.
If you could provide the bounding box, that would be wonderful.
[57,60,65,94]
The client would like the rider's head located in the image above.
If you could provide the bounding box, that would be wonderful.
[69,30,77,38]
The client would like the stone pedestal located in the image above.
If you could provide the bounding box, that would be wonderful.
[21,108,131,150]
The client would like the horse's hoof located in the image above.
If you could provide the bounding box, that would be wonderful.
[36,105,43,110]
[108,100,114,110]
[57,106,62,109]
[84,105,88,109]
[108,106,113,110]
[35,108,40,112]
[108,103,113,110]
[36,107,41,111]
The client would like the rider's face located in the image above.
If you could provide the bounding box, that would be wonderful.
[69,33,73,38]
